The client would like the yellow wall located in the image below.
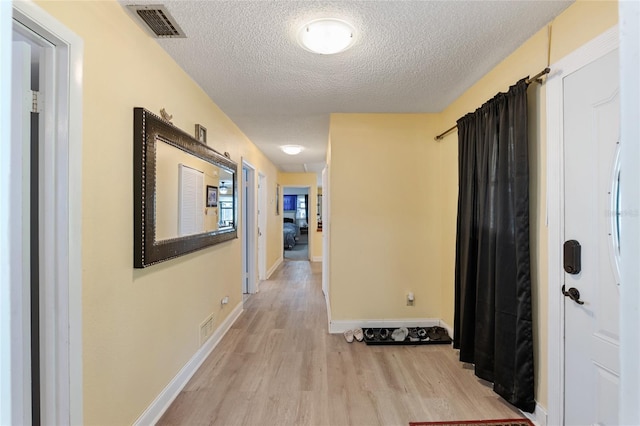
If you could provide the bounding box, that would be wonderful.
[35,1,281,424]
[278,173,322,260]
[328,0,618,412]
[328,113,443,320]
[265,176,284,271]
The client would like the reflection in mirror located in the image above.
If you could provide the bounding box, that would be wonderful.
[155,141,235,240]
[218,174,234,229]
[134,108,237,268]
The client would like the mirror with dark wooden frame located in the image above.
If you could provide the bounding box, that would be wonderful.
[133,107,237,268]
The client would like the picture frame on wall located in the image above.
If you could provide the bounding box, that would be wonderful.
[206,185,218,207]
[195,124,207,143]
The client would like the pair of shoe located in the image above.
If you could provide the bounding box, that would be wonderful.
[363,328,390,341]
[344,328,364,343]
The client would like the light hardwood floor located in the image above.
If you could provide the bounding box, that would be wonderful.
[158,260,522,425]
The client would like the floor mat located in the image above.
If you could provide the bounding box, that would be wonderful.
[409,419,533,426]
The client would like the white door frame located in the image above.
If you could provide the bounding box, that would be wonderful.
[619,2,640,423]
[241,159,257,294]
[1,2,15,423]
[6,3,83,425]
[546,25,618,426]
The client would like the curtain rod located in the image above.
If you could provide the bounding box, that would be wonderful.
[434,67,551,141]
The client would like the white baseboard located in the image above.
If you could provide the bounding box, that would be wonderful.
[523,403,547,426]
[311,256,322,262]
[133,302,244,426]
[266,256,282,279]
[329,318,442,334]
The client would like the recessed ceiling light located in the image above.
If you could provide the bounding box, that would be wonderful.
[281,145,305,155]
[297,18,356,55]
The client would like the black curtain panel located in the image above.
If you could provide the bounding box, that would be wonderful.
[453,78,535,413]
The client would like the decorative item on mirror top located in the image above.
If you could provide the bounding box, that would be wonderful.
[133,107,237,268]
[195,123,207,143]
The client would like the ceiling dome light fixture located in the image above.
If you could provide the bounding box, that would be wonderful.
[281,145,305,155]
[297,18,356,55]
[219,181,229,194]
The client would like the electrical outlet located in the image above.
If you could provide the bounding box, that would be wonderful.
[199,313,215,346]
[221,296,229,306]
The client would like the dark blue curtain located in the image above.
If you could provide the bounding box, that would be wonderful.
[453,78,535,412]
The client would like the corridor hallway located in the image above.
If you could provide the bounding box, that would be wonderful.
[158,261,522,425]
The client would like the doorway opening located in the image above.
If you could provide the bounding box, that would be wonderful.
[6,3,83,425]
[283,186,310,261]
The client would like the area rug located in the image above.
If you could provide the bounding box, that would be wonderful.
[409,419,534,426]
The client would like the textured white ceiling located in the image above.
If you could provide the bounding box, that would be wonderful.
[121,0,573,177]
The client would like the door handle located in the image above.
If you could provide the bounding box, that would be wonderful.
[562,285,585,305]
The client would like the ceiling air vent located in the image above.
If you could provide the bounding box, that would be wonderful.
[127,5,186,38]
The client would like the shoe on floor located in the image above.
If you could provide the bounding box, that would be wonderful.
[391,327,408,342]
[364,328,375,340]
[353,328,364,342]
[344,329,354,343]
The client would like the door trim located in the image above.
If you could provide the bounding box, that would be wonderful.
[11,3,84,425]
[321,166,331,328]
[282,185,311,261]
[1,3,13,424]
[546,25,618,426]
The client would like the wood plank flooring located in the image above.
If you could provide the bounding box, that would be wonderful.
[158,260,522,425]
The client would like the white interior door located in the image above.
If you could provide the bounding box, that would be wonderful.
[242,166,249,293]
[258,173,267,280]
[563,48,620,425]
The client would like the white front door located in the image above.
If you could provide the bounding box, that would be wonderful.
[563,48,620,425]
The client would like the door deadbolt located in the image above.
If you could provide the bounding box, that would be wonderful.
[563,240,581,274]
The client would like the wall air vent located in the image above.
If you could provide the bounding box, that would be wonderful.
[127,5,186,38]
